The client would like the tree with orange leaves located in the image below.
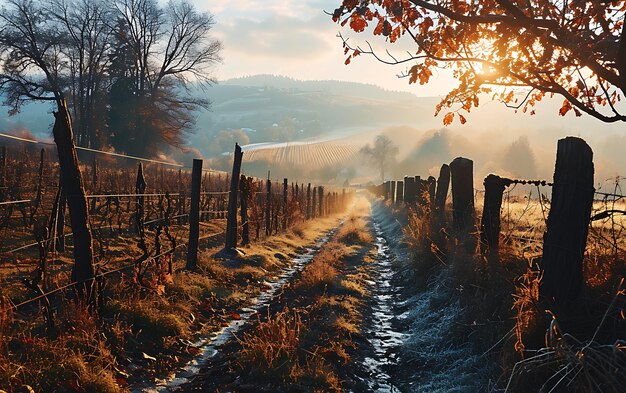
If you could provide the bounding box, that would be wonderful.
[332,0,626,124]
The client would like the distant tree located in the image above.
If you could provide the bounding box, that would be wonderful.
[333,1,626,124]
[360,135,398,182]
[501,136,537,179]
[108,0,222,156]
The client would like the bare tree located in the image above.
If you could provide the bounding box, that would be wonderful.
[0,0,95,290]
[110,0,222,155]
[50,0,113,148]
[360,135,399,182]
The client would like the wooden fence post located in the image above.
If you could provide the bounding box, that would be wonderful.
[449,158,474,235]
[306,183,311,219]
[396,181,404,205]
[480,174,512,256]
[265,177,271,236]
[404,176,415,203]
[225,143,243,250]
[318,186,324,217]
[435,164,450,215]
[390,181,396,204]
[240,175,249,245]
[541,137,594,304]
[384,181,390,201]
[186,159,202,269]
[312,187,317,219]
[283,178,288,231]
[51,102,94,289]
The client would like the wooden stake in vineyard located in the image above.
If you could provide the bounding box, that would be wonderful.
[52,102,94,294]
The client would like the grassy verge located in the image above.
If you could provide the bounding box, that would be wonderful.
[0,213,345,393]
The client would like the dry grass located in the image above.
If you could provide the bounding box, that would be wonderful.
[238,308,303,369]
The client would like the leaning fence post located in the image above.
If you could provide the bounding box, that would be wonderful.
[540,137,594,304]
[186,159,202,269]
[449,158,474,235]
[225,143,243,250]
[480,174,512,256]
[435,164,450,216]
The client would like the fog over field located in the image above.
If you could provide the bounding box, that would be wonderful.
[2,74,624,190]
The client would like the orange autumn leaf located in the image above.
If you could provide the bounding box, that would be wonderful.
[459,114,467,124]
[443,112,454,125]
[559,99,572,116]
[345,56,351,65]
[350,13,368,32]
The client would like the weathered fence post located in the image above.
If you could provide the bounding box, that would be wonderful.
[384,181,390,201]
[240,175,250,245]
[541,137,594,304]
[396,181,404,206]
[390,181,396,204]
[265,176,271,236]
[449,158,474,235]
[312,187,317,219]
[435,164,450,215]
[318,186,324,217]
[51,103,94,292]
[225,143,243,250]
[186,159,202,269]
[404,176,415,203]
[306,183,311,219]
[480,174,512,256]
[283,178,288,231]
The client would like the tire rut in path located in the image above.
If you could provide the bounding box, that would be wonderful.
[134,220,344,393]
[350,214,407,393]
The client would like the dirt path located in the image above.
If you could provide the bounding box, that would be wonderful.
[134,223,343,392]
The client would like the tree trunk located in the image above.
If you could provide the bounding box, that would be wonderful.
[541,137,594,304]
[52,101,94,290]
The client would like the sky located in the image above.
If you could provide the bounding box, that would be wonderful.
[191,0,456,95]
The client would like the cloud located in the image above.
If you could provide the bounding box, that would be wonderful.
[215,13,333,60]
